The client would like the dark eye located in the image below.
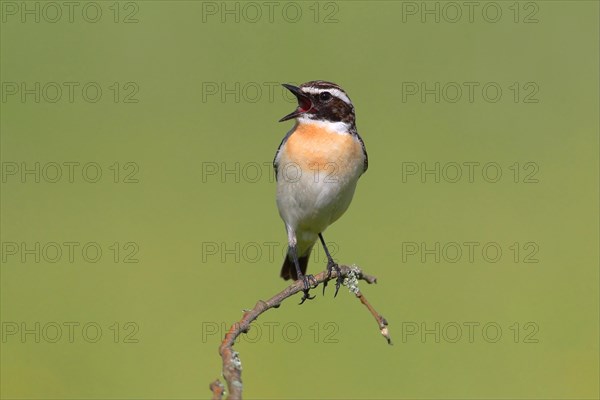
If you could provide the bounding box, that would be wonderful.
[319,91,332,101]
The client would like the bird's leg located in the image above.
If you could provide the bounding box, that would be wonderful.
[289,243,316,305]
[319,233,342,297]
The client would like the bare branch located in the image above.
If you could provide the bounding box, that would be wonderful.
[210,264,390,400]
[209,380,225,400]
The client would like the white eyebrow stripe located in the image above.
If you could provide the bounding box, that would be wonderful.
[301,86,352,106]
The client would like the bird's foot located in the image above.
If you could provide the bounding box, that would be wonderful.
[299,274,317,305]
[322,261,343,297]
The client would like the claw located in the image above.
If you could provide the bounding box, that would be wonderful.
[298,274,317,305]
[326,262,335,278]
[323,264,333,295]
[334,274,344,298]
[299,289,316,304]
[333,263,342,297]
[324,261,341,297]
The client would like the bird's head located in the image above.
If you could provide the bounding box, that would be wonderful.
[279,81,355,127]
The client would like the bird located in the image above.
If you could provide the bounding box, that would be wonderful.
[273,81,368,303]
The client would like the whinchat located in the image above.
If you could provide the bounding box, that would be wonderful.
[273,81,368,303]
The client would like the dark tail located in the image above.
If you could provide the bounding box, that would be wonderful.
[280,249,311,281]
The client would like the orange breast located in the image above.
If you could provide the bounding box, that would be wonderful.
[285,123,363,173]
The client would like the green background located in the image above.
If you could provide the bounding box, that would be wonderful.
[1,1,598,399]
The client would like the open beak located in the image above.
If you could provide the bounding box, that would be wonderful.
[279,84,312,122]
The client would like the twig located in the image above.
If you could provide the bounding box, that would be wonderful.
[210,264,390,400]
[209,380,225,400]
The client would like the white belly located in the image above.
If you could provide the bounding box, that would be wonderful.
[276,153,363,255]
[276,165,360,234]
[274,121,366,255]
